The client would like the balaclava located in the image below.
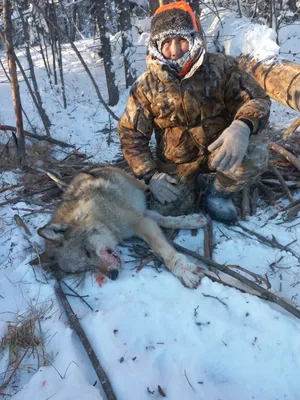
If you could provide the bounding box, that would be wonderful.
[148,1,206,76]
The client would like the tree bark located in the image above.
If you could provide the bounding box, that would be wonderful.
[51,0,67,109]
[2,0,25,166]
[189,0,201,15]
[116,0,136,88]
[95,0,119,106]
[238,56,300,112]
[19,4,52,132]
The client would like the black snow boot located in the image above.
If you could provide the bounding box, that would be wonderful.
[205,179,238,224]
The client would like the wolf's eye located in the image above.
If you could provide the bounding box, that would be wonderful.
[84,246,91,258]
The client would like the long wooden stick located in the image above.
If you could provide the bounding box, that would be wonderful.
[236,222,300,259]
[203,220,213,260]
[283,116,300,138]
[241,186,251,220]
[173,242,300,320]
[55,281,117,400]
[268,141,300,172]
[270,165,294,203]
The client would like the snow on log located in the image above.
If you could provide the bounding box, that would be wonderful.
[238,56,300,112]
[200,8,300,112]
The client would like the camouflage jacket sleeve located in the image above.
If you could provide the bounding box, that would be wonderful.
[223,56,271,134]
[117,76,157,179]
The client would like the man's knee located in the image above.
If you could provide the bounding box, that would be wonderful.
[217,136,269,191]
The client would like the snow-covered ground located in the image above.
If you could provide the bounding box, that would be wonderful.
[1,6,300,400]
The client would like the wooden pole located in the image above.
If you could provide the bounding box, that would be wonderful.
[2,0,25,166]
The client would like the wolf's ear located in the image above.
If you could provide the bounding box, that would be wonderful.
[38,223,69,243]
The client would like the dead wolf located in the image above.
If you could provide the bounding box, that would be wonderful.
[38,167,207,288]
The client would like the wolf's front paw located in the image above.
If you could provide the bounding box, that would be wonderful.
[170,253,203,288]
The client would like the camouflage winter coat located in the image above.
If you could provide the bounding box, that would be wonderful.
[117,52,271,181]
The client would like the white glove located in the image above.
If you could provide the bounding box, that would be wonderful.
[208,120,251,172]
[148,172,181,204]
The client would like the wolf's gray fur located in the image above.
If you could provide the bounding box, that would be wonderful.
[38,167,207,288]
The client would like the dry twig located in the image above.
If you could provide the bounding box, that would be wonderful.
[268,198,300,220]
[62,281,93,311]
[173,242,300,320]
[283,116,300,137]
[203,219,213,260]
[241,186,251,220]
[270,165,294,203]
[236,222,299,259]
[268,141,300,172]
[0,124,75,148]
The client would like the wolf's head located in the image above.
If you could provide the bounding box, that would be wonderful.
[38,222,121,280]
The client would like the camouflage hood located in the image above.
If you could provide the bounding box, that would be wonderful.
[147,1,207,77]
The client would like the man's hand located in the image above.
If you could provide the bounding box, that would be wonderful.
[208,120,251,172]
[148,172,181,204]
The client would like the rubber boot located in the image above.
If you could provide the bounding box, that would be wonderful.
[205,178,237,224]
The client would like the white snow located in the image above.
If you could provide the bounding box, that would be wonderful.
[0,6,300,400]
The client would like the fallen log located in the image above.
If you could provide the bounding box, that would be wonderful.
[238,56,300,112]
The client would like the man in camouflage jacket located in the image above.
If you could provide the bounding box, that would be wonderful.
[117,1,270,223]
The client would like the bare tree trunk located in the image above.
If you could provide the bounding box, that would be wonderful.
[288,0,298,12]
[252,0,259,19]
[189,0,200,15]
[2,0,25,166]
[30,0,119,121]
[47,1,58,85]
[95,0,119,106]
[69,3,77,41]
[13,53,52,136]
[237,0,242,17]
[0,58,37,133]
[149,0,171,14]
[116,0,136,88]
[19,4,52,131]
[51,0,67,108]
[32,12,52,82]
[269,0,278,43]
[238,56,300,112]
[37,13,53,82]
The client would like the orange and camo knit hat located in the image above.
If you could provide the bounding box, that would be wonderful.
[148,2,206,76]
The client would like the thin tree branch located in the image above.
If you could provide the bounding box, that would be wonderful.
[0,124,75,148]
[55,280,117,400]
[173,242,300,320]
